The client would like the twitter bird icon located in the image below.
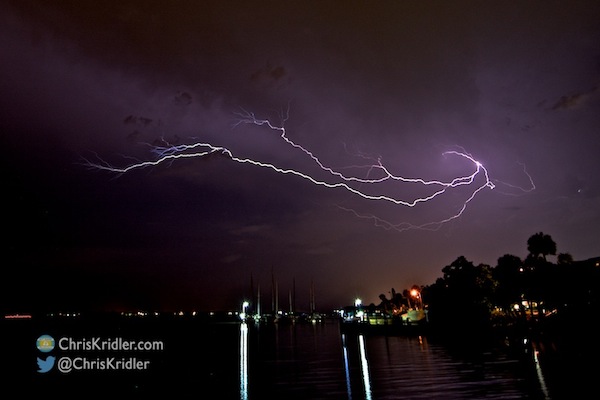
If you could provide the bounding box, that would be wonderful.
[37,355,55,373]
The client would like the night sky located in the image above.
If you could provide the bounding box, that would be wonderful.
[2,1,599,313]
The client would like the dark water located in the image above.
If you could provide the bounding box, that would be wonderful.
[3,316,594,399]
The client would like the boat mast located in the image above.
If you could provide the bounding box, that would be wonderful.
[256,283,261,318]
[310,279,315,314]
[271,268,278,316]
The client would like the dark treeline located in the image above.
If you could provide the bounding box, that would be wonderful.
[377,232,600,340]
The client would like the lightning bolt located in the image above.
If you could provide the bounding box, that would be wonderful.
[83,109,533,232]
[492,162,536,196]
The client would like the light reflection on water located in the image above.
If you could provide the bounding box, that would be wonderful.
[342,333,372,400]
[341,334,353,400]
[5,316,586,397]
[362,334,530,399]
[240,322,248,400]
[532,347,550,400]
[357,335,372,400]
[239,321,550,400]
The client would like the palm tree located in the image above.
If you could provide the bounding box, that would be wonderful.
[525,232,559,317]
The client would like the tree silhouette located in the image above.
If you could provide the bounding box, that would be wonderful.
[493,254,523,313]
[527,232,557,260]
[524,232,558,316]
[384,231,599,338]
[425,256,496,330]
[557,252,573,265]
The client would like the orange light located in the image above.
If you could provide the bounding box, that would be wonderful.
[4,314,32,319]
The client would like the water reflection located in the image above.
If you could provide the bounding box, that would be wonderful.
[358,335,372,400]
[341,332,373,400]
[237,322,551,399]
[532,347,550,400]
[341,334,353,400]
[239,322,248,400]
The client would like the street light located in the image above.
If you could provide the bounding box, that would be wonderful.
[410,289,422,310]
[240,301,249,321]
[354,298,365,322]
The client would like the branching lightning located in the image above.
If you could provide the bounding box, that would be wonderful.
[83,109,534,232]
[492,162,536,196]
